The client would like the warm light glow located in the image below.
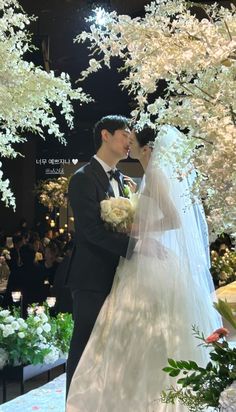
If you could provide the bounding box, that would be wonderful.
[45,216,49,220]
[56,212,60,216]
[46,297,56,308]
[12,291,21,302]
[64,223,68,228]
[69,217,74,222]
[50,220,55,228]
[59,228,65,234]
[36,306,45,314]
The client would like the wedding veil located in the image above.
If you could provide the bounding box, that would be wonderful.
[123,124,221,333]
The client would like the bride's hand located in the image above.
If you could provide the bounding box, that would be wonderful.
[123,176,137,193]
[119,223,139,236]
[140,237,168,260]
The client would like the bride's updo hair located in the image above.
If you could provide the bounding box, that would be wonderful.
[134,126,156,148]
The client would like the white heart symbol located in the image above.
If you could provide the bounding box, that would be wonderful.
[72,159,78,165]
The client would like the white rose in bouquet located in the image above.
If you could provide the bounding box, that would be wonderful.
[100,199,112,216]
[116,197,132,210]
[100,196,136,233]
[109,208,129,225]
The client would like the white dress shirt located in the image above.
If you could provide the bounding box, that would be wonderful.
[94,155,120,198]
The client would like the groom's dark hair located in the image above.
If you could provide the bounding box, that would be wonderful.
[93,115,130,151]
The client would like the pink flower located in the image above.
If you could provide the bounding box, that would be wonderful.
[205,327,229,343]
[205,332,220,343]
[213,328,229,337]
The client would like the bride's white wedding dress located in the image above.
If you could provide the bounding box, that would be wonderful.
[67,126,221,412]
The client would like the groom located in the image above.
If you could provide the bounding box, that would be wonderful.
[65,115,137,395]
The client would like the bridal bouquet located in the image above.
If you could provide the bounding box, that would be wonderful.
[100,195,137,233]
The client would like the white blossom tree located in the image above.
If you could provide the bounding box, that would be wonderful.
[0,0,91,208]
[75,0,236,235]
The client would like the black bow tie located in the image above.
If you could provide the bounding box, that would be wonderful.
[108,169,121,182]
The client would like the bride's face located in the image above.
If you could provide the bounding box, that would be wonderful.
[129,131,142,160]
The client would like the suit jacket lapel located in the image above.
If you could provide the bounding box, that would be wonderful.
[90,157,115,198]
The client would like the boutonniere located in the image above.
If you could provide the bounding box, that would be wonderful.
[123,184,132,199]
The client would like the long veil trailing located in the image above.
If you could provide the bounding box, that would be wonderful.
[67,125,221,412]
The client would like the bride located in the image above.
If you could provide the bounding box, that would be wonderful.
[66,125,221,411]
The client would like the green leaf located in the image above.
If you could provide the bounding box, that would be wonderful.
[169,369,181,377]
[180,361,192,370]
[189,361,199,370]
[206,362,213,371]
[214,300,236,329]
[177,378,187,385]
[168,358,177,368]
[163,367,174,373]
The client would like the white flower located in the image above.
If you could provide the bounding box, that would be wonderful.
[59,351,68,360]
[36,327,43,335]
[2,325,14,337]
[35,306,45,315]
[41,313,48,323]
[100,199,112,215]
[18,332,25,338]
[76,0,236,237]
[27,307,34,315]
[219,381,236,411]
[43,345,60,364]
[109,208,129,224]
[39,336,47,343]
[11,321,20,330]
[38,342,49,350]
[42,323,51,333]
[0,348,8,369]
[17,318,27,328]
[88,58,101,71]
[0,310,10,317]
[0,0,91,208]
[5,316,15,323]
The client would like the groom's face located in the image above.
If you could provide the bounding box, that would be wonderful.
[104,128,130,160]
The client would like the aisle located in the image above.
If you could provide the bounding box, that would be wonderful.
[0,374,66,412]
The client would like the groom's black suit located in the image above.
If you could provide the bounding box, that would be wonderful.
[66,157,136,394]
